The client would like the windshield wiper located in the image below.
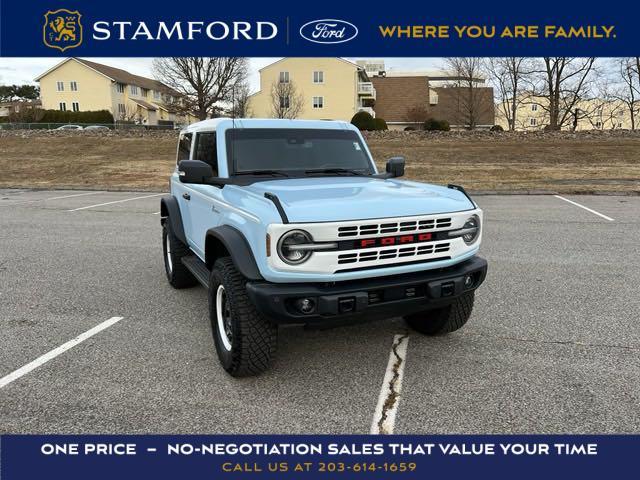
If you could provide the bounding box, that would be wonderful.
[235,170,290,177]
[304,168,368,176]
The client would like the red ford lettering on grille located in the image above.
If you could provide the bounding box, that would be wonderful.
[358,233,432,248]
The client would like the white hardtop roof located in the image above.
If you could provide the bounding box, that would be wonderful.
[181,118,355,134]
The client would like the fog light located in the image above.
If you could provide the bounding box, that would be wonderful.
[464,274,474,288]
[295,298,316,314]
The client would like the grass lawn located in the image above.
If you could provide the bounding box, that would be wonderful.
[2,132,639,193]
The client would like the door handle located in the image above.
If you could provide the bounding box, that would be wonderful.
[182,193,191,201]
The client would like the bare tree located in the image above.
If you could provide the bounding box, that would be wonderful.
[153,58,248,120]
[116,103,141,123]
[600,57,640,130]
[270,80,304,119]
[227,82,252,118]
[531,58,596,130]
[485,58,534,131]
[608,58,639,130]
[445,58,490,129]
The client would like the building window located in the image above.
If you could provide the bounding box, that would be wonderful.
[312,96,324,109]
[72,102,79,112]
[141,88,148,98]
[59,102,66,111]
[116,83,125,94]
[130,85,139,96]
[280,96,290,109]
[70,81,78,92]
[154,90,161,100]
[118,103,126,115]
[56,81,64,92]
[429,89,439,105]
[313,71,324,83]
[617,122,623,128]
[279,71,290,84]
[595,121,602,128]
[531,104,538,112]
[529,118,537,126]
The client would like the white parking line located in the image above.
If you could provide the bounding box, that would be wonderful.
[554,195,615,222]
[371,334,409,434]
[45,191,104,201]
[0,190,104,207]
[0,316,124,389]
[68,193,163,212]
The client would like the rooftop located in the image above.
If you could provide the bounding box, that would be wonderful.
[35,58,179,95]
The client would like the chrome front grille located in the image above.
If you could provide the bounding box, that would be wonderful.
[337,242,451,264]
[337,217,452,238]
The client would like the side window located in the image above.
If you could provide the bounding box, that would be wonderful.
[177,133,192,163]
[194,132,218,176]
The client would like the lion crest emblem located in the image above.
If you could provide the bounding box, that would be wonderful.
[43,9,82,51]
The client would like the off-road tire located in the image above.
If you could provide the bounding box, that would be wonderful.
[209,257,277,377]
[162,222,197,289]
[404,292,475,335]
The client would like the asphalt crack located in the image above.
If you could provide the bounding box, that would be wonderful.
[471,332,640,352]
[377,333,409,434]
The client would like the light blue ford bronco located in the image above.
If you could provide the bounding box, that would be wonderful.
[161,118,487,376]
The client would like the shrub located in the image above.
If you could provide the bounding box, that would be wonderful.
[423,118,450,131]
[405,105,429,124]
[350,111,376,131]
[490,124,504,132]
[39,109,114,124]
[373,117,388,131]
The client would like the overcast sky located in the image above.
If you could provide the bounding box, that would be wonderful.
[0,57,446,92]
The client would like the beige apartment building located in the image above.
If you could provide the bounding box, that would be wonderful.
[248,58,376,121]
[35,58,197,126]
[496,94,637,131]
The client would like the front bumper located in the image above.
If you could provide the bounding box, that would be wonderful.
[246,256,487,325]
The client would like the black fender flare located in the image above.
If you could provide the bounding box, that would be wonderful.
[205,225,263,281]
[160,195,187,245]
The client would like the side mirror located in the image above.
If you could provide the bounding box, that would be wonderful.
[385,156,405,178]
[178,160,213,184]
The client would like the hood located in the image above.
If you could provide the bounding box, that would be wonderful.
[243,177,475,223]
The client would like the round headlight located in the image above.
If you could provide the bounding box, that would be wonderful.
[462,215,480,245]
[277,230,313,265]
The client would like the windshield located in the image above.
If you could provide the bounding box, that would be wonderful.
[226,128,375,176]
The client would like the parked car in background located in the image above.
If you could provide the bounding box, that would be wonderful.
[55,125,83,130]
[84,125,110,131]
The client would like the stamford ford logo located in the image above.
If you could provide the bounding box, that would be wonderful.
[299,19,358,44]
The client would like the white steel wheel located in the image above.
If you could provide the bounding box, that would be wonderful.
[162,223,197,289]
[165,233,173,273]
[215,285,233,351]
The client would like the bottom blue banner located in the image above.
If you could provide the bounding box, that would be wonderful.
[1,435,635,479]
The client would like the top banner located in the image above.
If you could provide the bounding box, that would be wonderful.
[0,0,637,57]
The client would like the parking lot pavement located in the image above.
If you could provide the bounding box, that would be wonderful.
[0,190,638,433]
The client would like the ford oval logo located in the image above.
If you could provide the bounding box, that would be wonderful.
[299,19,358,44]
